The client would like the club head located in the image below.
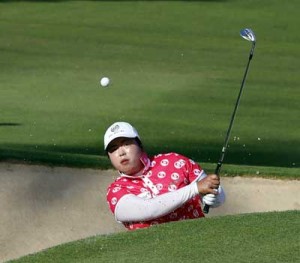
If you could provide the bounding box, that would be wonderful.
[240,28,256,43]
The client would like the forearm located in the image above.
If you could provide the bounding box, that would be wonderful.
[115,182,199,222]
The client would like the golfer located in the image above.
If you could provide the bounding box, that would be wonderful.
[105,122,225,230]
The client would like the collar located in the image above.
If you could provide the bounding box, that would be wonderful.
[119,152,150,178]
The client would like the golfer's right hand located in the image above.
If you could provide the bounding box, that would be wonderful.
[196,174,220,195]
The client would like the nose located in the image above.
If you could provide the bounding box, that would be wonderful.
[118,145,126,156]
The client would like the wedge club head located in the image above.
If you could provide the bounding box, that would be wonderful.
[240,28,256,59]
[240,28,256,43]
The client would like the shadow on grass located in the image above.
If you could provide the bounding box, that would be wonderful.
[0,139,299,169]
[146,139,299,169]
[0,123,22,126]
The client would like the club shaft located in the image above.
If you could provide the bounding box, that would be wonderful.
[216,54,252,174]
[203,43,254,214]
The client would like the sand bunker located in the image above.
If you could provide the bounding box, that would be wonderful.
[0,163,299,262]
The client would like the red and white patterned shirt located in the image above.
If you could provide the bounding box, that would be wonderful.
[106,152,205,230]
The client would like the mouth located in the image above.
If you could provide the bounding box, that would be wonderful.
[121,159,129,165]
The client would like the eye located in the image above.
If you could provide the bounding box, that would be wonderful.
[123,139,134,146]
[108,145,118,153]
[124,139,135,146]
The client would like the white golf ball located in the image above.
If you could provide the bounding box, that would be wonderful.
[100,77,110,87]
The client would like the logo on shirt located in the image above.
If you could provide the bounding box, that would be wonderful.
[111,197,117,205]
[112,186,121,193]
[140,187,148,193]
[168,183,177,191]
[146,171,152,177]
[171,172,180,180]
[156,183,163,190]
[188,205,193,212]
[150,161,156,167]
[189,159,196,165]
[193,209,200,217]
[174,159,186,169]
[157,171,166,178]
[194,169,202,176]
[160,159,169,166]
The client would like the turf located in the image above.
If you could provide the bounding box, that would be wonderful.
[1,3,299,262]
[0,0,299,176]
[8,211,300,263]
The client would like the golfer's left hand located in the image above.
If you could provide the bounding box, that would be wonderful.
[196,174,220,195]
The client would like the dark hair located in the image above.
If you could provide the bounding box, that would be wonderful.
[105,137,143,156]
[135,137,143,149]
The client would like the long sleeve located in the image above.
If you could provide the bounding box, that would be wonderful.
[115,181,199,222]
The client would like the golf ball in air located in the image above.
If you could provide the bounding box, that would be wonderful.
[100,77,110,87]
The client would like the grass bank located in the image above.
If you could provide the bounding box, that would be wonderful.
[9,211,300,263]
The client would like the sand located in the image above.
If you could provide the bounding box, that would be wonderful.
[0,162,299,262]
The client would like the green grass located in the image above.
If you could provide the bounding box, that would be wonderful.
[0,0,299,176]
[1,3,299,262]
[8,211,300,263]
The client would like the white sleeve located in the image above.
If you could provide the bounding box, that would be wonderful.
[115,182,199,222]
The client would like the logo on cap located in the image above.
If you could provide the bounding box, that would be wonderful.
[111,124,120,133]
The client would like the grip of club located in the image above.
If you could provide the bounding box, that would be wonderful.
[203,166,219,214]
[203,203,210,214]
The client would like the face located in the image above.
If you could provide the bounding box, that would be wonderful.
[107,137,144,175]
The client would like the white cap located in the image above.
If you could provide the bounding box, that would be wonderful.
[104,122,140,150]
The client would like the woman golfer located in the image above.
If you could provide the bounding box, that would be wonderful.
[105,122,225,230]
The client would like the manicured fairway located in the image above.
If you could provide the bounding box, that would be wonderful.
[0,0,299,174]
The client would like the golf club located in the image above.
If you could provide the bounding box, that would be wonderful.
[203,28,256,214]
